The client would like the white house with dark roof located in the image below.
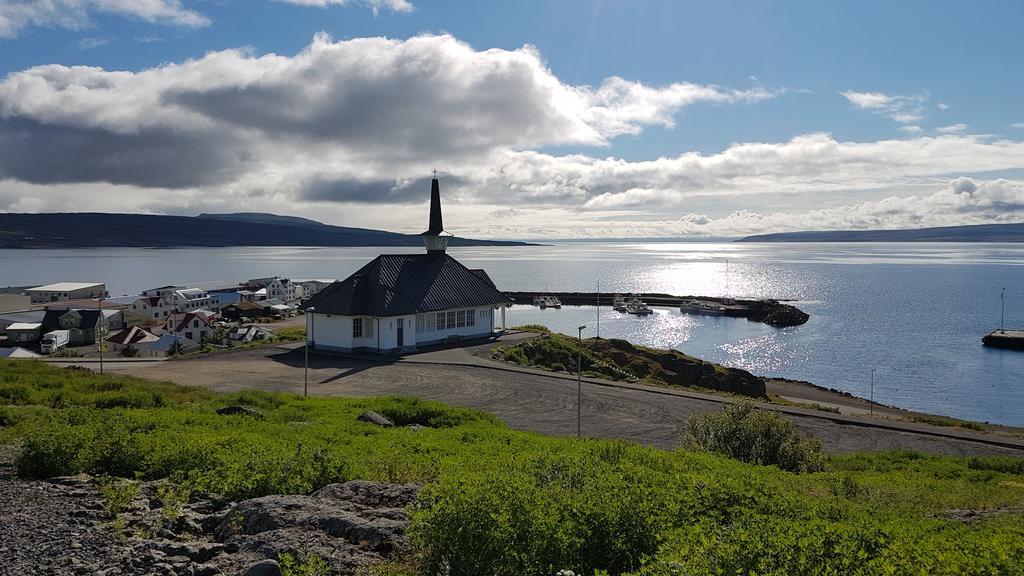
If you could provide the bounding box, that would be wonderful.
[301,177,509,354]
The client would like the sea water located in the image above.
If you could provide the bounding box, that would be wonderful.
[3,242,1022,425]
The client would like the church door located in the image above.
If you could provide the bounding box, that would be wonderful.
[397,318,404,347]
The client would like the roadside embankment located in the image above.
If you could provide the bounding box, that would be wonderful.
[504,291,810,326]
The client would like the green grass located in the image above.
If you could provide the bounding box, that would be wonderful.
[2,358,1024,575]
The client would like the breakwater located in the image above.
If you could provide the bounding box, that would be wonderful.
[504,291,810,327]
[982,330,1024,351]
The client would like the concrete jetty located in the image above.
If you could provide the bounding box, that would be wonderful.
[982,330,1024,350]
[504,291,810,327]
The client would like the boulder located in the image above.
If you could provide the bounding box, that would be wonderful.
[243,559,283,576]
[216,405,263,418]
[357,410,394,427]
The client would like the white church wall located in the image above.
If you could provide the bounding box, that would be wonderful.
[414,306,496,345]
[309,313,353,352]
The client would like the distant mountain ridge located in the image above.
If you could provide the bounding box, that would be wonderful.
[0,212,530,249]
[737,223,1024,243]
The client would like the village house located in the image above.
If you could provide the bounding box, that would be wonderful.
[301,177,509,354]
[220,300,267,321]
[242,277,296,302]
[26,282,106,304]
[162,312,215,344]
[106,325,161,357]
[5,322,42,344]
[293,279,338,301]
[40,309,107,345]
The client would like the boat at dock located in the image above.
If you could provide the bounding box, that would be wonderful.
[533,295,562,309]
[680,299,727,315]
[612,294,628,312]
[625,297,653,315]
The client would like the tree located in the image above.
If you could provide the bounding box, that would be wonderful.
[166,340,185,357]
[118,344,139,358]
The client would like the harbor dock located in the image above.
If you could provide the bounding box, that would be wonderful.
[504,291,810,327]
[982,330,1024,351]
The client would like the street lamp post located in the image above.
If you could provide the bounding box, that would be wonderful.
[97,297,106,375]
[1001,287,1006,333]
[869,368,876,415]
[577,325,586,438]
[596,280,600,339]
[305,307,315,397]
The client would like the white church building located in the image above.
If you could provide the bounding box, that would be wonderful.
[301,177,510,354]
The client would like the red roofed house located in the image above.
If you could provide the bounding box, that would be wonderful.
[107,325,160,357]
[162,312,215,344]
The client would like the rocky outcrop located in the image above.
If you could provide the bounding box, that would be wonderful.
[0,443,419,576]
[357,410,395,427]
[741,299,810,327]
[595,339,766,398]
[216,405,263,418]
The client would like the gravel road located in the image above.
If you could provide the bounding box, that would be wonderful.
[90,344,1024,457]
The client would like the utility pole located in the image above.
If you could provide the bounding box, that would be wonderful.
[870,368,876,415]
[305,307,315,397]
[596,280,600,339]
[577,325,586,438]
[97,297,106,375]
[1001,287,1006,333]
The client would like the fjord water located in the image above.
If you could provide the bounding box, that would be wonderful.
[3,242,1022,426]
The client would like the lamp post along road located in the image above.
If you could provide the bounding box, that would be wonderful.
[1001,287,1006,333]
[870,368,876,415]
[305,307,315,397]
[577,325,586,438]
[97,297,106,375]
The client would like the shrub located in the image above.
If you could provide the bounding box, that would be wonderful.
[681,401,826,473]
[0,384,30,404]
[118,344,140,358]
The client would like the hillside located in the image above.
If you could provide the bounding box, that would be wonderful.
[738,222,1024,242]
[0,212,529,249]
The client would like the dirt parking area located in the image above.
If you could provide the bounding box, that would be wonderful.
[82,343,1024,457]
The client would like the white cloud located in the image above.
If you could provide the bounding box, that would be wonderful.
[936,123,968,134]
[0,33,778,192]
[1011,122,1024,129]
[840,90,928,124]
[76,36,109,49]
[936,102,950,110]
[274,0,414,15]
[898,125,922,135]
[0,0,209,38]
[2,33,1023,239]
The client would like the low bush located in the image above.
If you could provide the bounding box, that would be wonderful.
[2,358,1024,575]
[681,401,826,473]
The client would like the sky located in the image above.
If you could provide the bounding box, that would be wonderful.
[1,0,1023,239]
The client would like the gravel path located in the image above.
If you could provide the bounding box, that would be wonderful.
[78,345,1024,457]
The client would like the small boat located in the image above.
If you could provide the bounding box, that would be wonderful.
[533,295,561,309]
[680,299,727,315]
[626,297,653,316]
[612,294,628,312]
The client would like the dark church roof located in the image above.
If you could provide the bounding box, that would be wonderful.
[301,254,509,317]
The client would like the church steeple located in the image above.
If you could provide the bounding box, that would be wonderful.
[420,174,453,254]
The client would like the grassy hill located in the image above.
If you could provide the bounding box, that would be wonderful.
[0,212,530,249]
[1,359,1023,575]
[738,222,1024,242]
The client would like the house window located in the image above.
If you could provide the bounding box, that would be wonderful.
[353,318,363,338]
[447,311,457,329]
[466,309,475,327]
[436,313,445,331]
[456,310,466,328]
[416,314,426,333]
